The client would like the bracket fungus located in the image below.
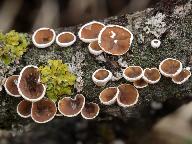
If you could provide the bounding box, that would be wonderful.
[58,94,85,117]
[117,84,139,107]
[56,32,76,47]
[17,100,32,118]
[151,39,161,48]
[98,25,133,55]
[143,68,161,84]
[99,87,119,105]
[18,65,46,102]
[92,69,112,86]
[123,66,143,82]
[133,79,148,89]
[88,41,103,55]
[172,67,191,84]
[159,58,182,77]
[4,75,20,97]
[81,102,100,120]
[78,21,105,43]
[31,98,57,123]
[32,27,56,48]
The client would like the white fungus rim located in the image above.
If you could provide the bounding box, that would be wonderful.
[18,65,46,102]
[56,32,76,47]
[31,98,57,123]
[98,25,134,55]
[143,68,161,84]
[88,42,103,55]
[4,75,21,97]
[81,102,100,120]
[78,21,105,43]
[151,39,161,48]
[17,100,31,118]
[123,66,144,82]
[32,27,56,48]
[159,58,183,77]
[58,94,85,117]
[172,67,191,84]
[117,84,139,108]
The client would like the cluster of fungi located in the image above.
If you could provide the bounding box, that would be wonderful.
[3,21,191,123]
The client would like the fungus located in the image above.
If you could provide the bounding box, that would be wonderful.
[133,79,148,89]
[18,65,46,102]
[117,84,139,107]
[92,69,112,86]
[31,98,57,123]
[17,100,32,118]
[143,68,161,84]
[172,67,191,84]
[58,94,85,117]
[159,58,182,77]
[4,75,20,97]
[99,87,119,105]
[56,32,76,47]
[98,25,133,55]
[123,66,143,82]
[151,39,161,48]
[32,27,56,48]
[88,41,103,55]
[81,102,100,120]
[78,21,105,43]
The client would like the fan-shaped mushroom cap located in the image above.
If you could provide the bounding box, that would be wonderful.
[172,67,191,84]
[17,100,32,118]
[56,32,76,47]
[78,21,105,43]
[123,66,143,82]
[31,98,57,123]
[98,25,133,55]
[18,65,46,102]
[143,68,161,84]
[32,27,56,48]
[159,58,182,77]
[133,79,148,89]
[58,94,85,117]
[92,69,112,86]
[4,75,20,97]
[81,102,100,120]
[99,87,119,105]
[88,41,103,55]
[117,84,139,107]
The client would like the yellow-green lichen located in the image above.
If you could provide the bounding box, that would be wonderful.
[39,60,76,102]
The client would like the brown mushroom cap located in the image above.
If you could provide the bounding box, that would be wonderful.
[81,102,100,119]
[31,98,57,123]
[172,68,191,84]
[133,79,148,89]
[18,65,46,102]
[123,66,143,82]
[4,75,20,97]
[34,29,54,44]
[17,100,32,118]
[143,68,161,84]
[117,84,139,107]
[159,58,182,77]
[89,41,102,51]
[94,70,109,80]
[58,94,85,117]
[58,32,75,43]
[98,25,133,55]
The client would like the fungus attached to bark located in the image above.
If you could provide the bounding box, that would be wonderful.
[32,27,56,48]
[92,69,112,86]
[143,68,161,84]
[78,21,105,43]
[17,100,32,118]
[123,66,143,82]
[81,102,100,120]
[31,98,57,123]
[99,87,119,105]
[133,79,148,89]
[117,84,139,107]
[56,32,76,47]
[151,39,161,48]
[98,25,133,55]
[159,58,182,77]
[88,41,103,55]
[18,65,46,102]
[172,67,191,84]
[58,94,85,117]
[4,75,20,97]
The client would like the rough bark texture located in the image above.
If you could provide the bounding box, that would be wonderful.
[0,0,191,143]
